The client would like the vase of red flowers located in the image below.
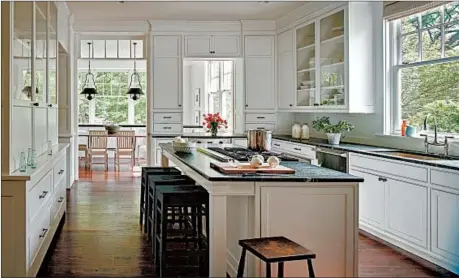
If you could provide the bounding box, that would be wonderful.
[202,113,228,136]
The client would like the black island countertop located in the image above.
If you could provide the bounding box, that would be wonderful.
[272,134,459,171]
[151,132,247,139]
[160,143,363,183]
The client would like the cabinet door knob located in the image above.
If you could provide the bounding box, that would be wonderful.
[33,103,39,107]
[178,104,182,107]
[245,104,248,107]
[39,228,48,238]
[289,104,293,107]
[313,103,319,106]
[58,196,64,203]
[378,177,387,182]
[48,104,52,107]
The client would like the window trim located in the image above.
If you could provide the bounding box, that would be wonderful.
[388,3,459,135]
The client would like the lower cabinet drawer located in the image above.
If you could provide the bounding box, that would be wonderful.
[285,143,316,158]
[28,205,51,266]
[245,123,275,132]
[189,139,231,144]
[51,181,66,223]
[153,124,182,133]
[245,113,276,123]
[153,113,182,123]
[28,171,52,224]
[53,155,66,189]
[272,139,288,151]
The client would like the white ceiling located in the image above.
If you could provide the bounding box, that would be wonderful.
[67,1,306,21]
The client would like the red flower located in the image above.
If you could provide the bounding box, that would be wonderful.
[218,126,221,129]
[207,124,211,128]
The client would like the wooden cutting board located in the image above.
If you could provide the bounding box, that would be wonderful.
[210,162,295,174]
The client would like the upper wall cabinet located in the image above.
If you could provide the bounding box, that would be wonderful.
[153,36,182,110]
[184,35,241,57]
[278,2,375,113]
[277,29,295,109]
[244,36,275,111]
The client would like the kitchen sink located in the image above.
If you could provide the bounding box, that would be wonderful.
[372,151,449,161]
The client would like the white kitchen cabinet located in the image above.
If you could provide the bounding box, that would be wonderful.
[278,51,295,109]
[153,35,182,111]
[277,29,293,54]
[153,57,182,110]
[349,169,385,229]
[431,188,459,264]
[184,35,240,57]
[385,178,428,248]
[290,3,375,113]
[244,36,275,111]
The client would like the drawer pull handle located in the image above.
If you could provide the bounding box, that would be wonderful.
[256,116,265,119]
[58,197,65,203]
[274,144,280,147]
[163,127,172,130]
[293,147,302,151]
[39,228,48,238]
[256,127,265,130]
[163,116,172,119]
[58,170,64,174]
[39,191,48,199]
[378,177,387,182]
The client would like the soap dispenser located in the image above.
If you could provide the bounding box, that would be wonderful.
[301,123,310,139]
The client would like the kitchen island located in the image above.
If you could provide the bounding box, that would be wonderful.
[160,143,363,277]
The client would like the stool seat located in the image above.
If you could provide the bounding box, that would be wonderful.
[239,236,315,263]
[237,236,316,278]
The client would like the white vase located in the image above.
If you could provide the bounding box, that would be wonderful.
[326,133,341,145]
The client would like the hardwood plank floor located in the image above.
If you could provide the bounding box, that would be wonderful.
[38,163,456,277]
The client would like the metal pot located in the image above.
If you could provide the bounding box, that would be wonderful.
[247,129,272,151]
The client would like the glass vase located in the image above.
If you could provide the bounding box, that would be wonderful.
[19,152,27,172]
[210,125,218,137]
[30,149,37,169]
[27,148,33,166]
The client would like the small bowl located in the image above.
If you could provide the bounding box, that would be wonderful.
[301,81,314,86]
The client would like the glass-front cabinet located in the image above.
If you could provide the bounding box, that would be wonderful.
[292,4,375,113]
[11,1,58,105]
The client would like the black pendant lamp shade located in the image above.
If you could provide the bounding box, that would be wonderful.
[80,42,98,100]
[126,42,144,101]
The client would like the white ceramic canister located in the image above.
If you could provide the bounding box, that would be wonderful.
[301,124,310,139]
[292,124,301,139]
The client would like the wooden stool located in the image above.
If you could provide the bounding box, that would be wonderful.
[154,185,209,278]
[237,236,316,278]
[140,167,181,230]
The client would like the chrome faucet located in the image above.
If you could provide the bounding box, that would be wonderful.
[420,115,454,156]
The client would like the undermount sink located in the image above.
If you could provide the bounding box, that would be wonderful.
[372,151,448,161]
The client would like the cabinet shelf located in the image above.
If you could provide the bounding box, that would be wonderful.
[320,34,344,45]
[321,85,344,90]
[297,68,315,73]
[297,44,315,52]
[321,62,344,70]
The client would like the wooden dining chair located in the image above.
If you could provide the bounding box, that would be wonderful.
[88,130,109,170]
[115,130,136,171]
[78,144,89,168]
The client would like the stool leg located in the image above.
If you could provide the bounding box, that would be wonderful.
[307,259,315,278]
[236,248,247,278]
[140,184,144,225]
[159,204,168,277]
[266,262,271,278]
[278,262,284,278]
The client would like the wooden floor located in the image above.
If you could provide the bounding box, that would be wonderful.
[38,163,455,277]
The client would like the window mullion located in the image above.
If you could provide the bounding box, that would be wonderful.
[418,14,422,62]
[441,6,445,58]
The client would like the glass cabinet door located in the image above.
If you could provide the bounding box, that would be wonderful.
[35,2,47,103]
[49,2,58,105]
[319,10,345,107]
[296,22,316,107]
[12,1,33,101]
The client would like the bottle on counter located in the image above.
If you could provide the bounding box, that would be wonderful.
[19,152,27,172]
[301,123,310,139]
[292,123,301,139]
[401,119,407,136]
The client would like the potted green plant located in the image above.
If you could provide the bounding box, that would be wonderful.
[312,116,354,145]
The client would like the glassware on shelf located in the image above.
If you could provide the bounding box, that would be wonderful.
[27,147,33,166]
[48,141,53,155]
[19,152,27,172]
[30,149,37,169]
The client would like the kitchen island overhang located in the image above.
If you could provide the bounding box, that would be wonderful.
[159,143,362,277]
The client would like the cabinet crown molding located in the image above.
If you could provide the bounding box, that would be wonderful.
[148,20,241,32]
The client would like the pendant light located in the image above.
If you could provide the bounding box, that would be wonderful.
[126,42,144,101]
[21,41,38,99]
[80,42,97,100]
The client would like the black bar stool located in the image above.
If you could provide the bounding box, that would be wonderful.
[154,185,209,278]
[237,236,316,278]
[140,167,181,232]
[147,175,196,242]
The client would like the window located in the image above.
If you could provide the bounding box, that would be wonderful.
[207,61,234,131]
[389,2,459,134]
